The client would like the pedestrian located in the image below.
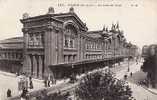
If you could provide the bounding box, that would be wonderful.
[21,88,28,100]
[29,76,33,89]
[44,78,47,87]
[47,80,50,87]
[124,74,127,80]
[146,79,149,88]
[40,89,48,100]
[136,59,138,64]
[51,74,55,84]
[130,72,133,77]
[7,89,12,97]
[48,74,51,87]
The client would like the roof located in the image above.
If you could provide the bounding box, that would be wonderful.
[86,30,102,38]
[49,55,127,68]
[53,12,88,30]
[21,12,88,31]
[86,30,117,39]
[0,37,23,49]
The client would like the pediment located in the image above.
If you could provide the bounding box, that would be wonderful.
[54,13,88,32]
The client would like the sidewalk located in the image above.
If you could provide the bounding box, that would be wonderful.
[0,70,44,83]
[143,86,157,95]
[0,71,45,100]
[127,68,157,96]
[113,60,157,100]
[128,82,157,100]
[0,71,16,77]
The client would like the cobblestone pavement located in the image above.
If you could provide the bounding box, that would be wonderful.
[1,60,157,100]
[114,60,157,100]
[0,71,44,100]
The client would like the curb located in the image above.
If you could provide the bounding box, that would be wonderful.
[128,81,157,96]
[141,86,157,95]
[0,71,45,83]
[0,71,16,78]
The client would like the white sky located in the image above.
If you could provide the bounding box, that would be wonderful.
[0,0,157,48]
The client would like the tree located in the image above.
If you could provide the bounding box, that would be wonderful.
[75,71,133,100]
[141,45,157,88]
[141,56,156,73]
[141,56,156,87]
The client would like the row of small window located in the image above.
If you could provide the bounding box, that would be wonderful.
[28,33,44,47]
[0,52,23,60]
[86,41,121,51]
[85,54,102,59]
[28,41,44,47]
[63,55,77,62]
[85,41,103,50]
[64,35,75,48]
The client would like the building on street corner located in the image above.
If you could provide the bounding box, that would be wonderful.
[0,7,139,79]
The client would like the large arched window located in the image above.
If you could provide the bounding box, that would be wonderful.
[64,24,77,48]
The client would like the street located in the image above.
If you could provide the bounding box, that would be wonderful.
[1,59,157,100]
[0,72,44,100]
[113,60,157,100]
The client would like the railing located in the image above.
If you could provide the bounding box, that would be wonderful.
[7,82,77,100]
[7,54,131,100]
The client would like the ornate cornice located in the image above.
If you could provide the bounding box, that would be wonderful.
[20,14,63,24]
[22,23,63,33]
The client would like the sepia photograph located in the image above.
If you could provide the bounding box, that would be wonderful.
[0,0,157,100]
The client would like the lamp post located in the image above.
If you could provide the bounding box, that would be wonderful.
[105,39,109,67]
[127,49,130,72]
[127,43,131,72]
[105,39,108,59]
[112,34,116,67]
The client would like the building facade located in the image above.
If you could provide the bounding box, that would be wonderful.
[0,37,23,73]
[0,7,138,79]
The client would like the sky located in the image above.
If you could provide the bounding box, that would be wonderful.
[0,0,157,48]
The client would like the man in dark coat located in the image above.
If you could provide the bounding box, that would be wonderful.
[21,88,28,100]
[7,89,12,97]
[29,76,33,89]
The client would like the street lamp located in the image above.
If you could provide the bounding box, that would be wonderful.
[127,50,130,72]
[112,33,117,67]
[127,42,131,72]
[104,39,108,58]
[105,39,109,67]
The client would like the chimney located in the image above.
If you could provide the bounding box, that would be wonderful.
[69,7,74,13]
[22,13,29,19]
[48,7,55,14]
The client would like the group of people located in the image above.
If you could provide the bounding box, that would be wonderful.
[7,87,29,100]
[138,79,149,87]
[124,72,133,80]
[44,74,56,87]
[19,76,34,100]
[7,74,34,100]
[18,75,34,91]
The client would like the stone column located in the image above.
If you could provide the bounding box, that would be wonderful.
[38,33,42,47]
[69,55,73,62]
[22,54,32,75]
[50,28,57,64]
[27,55,32,75]
[26,33,29,48]
[33,55,37,78]
[44,25,57,77]
[77,34,81,61]
[73,55,76,62]
[65,55,68,63]
[155,54,157,88]
[22,29,29,74]
[44,27,51,77]
[38,55,43,79]
[80,36,85,60]
[57,29,64,63]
